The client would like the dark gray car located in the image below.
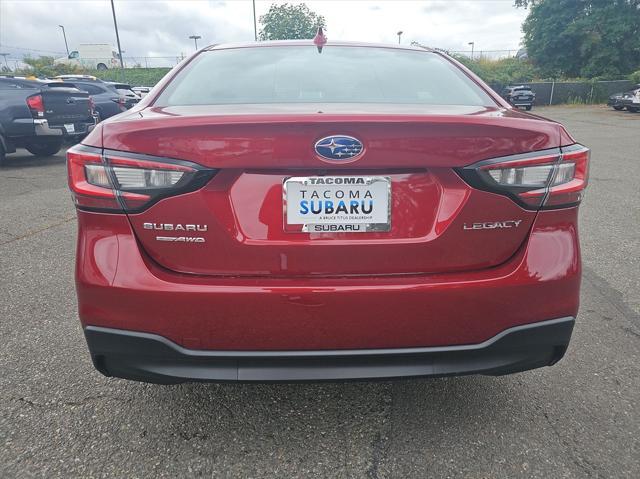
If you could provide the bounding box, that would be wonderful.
[501,85,536,111]
[105,82,141,109]
[53,75,129,121]
[607,85,639,111]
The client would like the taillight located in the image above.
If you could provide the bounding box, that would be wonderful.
[457,144,589,209]
[543,145,590,207]
[67,145,217,213]
[111,96,127,111]
[26,94,45,118]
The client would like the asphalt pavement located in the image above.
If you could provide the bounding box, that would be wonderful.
[1,105,638,478]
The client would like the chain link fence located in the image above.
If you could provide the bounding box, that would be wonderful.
[448,50,519,60]
[0,55,179,86]
[2,55,635,103]
[488,80,635,105]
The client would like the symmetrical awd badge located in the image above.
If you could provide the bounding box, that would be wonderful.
[314,135,363,161]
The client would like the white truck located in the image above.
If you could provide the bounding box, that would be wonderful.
[54,44,120,70]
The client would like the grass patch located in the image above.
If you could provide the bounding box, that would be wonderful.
[88,67,171,86]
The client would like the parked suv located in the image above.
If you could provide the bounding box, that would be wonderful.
[501,85,535,110]
[0,76,95,165]
[68,42,589,383]
[54,75,129,121]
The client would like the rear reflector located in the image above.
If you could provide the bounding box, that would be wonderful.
[67,145,217,213]
[457,144,589,209]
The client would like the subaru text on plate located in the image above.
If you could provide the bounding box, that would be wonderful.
[67,40,589,383]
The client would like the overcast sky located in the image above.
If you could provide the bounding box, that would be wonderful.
[0,0,527,61]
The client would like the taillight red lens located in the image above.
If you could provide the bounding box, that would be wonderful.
[457,144,590,210]
[26,94,45,117]
[67,145,217,213]
[67,146,122,211]
[544,146,589,207]
[112,96,127,111]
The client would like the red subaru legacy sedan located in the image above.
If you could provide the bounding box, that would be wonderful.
[67,41,589,383]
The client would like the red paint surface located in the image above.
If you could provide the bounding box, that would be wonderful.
[73,41,584,351]
[101,105,568,277]
[76,208,580,350]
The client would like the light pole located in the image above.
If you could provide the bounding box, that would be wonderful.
[59,25,69,56]
[252,0,258,41]
[110,0,125,70]
[397,31,403,44]
[468,41,475,60]
[189,35,202,51]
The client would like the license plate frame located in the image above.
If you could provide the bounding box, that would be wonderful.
[283,175,392,233]
[64,123,75,134]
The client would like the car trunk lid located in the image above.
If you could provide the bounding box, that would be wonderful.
[102,104,563,277]
[41,84,92,125]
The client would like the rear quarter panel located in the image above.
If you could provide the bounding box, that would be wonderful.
[0,88,35,137]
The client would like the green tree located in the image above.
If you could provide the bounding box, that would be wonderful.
[259,3,326,41]
[518,0,640,78]
[454,55,541,84]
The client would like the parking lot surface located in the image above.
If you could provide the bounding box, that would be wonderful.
[1,105,638,478]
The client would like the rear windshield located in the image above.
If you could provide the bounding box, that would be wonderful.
[156,46,495,107]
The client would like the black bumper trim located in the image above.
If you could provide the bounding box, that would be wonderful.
[84,317,575,383]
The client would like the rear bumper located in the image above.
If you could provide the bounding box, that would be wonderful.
[34,117,97,137]
[621,100,640,109]
[85,317,575,383]
[511,101,534,107]
[76,208,582,351]
[506,97,534,105]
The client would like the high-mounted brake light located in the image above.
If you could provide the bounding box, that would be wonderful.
[313,26,327,53]
[457,144,589,209]
[67,145,217,213]
[26,94,45,118]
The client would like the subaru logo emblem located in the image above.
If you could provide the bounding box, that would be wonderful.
[314,135,363,161]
